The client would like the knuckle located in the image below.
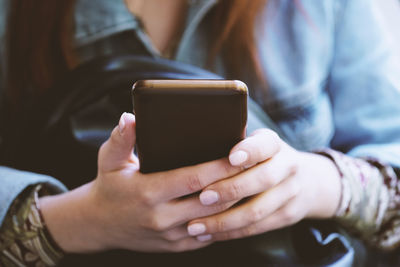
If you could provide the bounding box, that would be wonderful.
[250,143,264,161]
[268,130,281,144]
[245,129,282,164]
[147,214,170,232]
[240,139,262,163]
[280,206,298,224]
[215,231,231,241]
[257,168,277,189]
[220,201,236,212]
[109,127,122,145]
[267,132,282,154]
[287,180,301,197]
[139,187,157,206]
[261,128,279,139]
[225,181,244,200]
[162,231,179,242]
[247,206,265,223]
[215,219,228,232]
[221,159,236,176]
[241,225,258,237]
[212,159,237,180]
[208,201,234,216]
[260,129,282,151]
[185,172,204,192]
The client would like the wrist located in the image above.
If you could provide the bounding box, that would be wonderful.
[39,181,109,253]
[304,152,342,219]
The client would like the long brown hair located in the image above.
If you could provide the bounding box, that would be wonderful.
[5,0,76,107]
[5,0,266,105]
[210,0,266,81]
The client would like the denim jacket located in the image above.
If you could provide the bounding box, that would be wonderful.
[1,0,400,225]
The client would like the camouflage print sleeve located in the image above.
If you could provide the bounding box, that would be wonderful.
[316,149,400,251]
[0,185,64,266]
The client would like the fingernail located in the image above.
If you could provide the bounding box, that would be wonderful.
[118,112,127,135]
[200,190,219,205]
[188,223,206,236]
[229,150,248,166]
[197,234,212,242]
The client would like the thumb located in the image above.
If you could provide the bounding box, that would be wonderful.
[98,112,138,172]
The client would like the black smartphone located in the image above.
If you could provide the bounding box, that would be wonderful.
[132,79,248,173]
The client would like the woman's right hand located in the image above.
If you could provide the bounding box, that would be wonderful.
[39,113,242,254]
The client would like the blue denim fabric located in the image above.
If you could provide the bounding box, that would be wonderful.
[73,0,400,163]
[0,167,67,224]
[0,0,400,226]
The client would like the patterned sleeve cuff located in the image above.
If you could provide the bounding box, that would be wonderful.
[0,185,64,266]
[315,148,400,250]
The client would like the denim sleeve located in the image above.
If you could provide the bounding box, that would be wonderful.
[0,166,67,226]
[328,0,400,168]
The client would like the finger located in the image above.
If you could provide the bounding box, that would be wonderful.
[161,226,190,242]
[170,195,239,226]
[199,157,297,205]
[98,112,138,172]
[229,129,281,168]
[136,195,238,234]
[161,236,212,253]
[150,157,243,201]
[188,174,300,236]
[202,200,304,242]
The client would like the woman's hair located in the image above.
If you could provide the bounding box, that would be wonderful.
[5,0,266,105]
[210,0,266,81]
[5,0,76,106]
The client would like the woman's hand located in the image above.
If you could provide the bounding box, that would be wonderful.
[39,113,242,254]
[187,129,342,242]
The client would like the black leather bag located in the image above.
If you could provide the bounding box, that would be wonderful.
[2,55,362,266]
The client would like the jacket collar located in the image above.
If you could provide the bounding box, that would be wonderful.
[74,0,218,57]
[74,0,139,47]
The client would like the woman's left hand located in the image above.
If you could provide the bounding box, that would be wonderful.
[187,129,342,242]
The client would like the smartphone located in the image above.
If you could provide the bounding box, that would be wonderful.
[132,79,248,173]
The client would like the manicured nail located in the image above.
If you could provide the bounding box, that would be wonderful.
[200,190,219,205]
[188,223,206,236]
[229,150,248,166]
[118,112,127,135]
[197,234,212,242]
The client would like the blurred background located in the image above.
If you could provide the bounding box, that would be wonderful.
[381,0,400,63]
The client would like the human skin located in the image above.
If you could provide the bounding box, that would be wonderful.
[120,0,343,244]
[39,113,242,253]
[39,113,341,253]
[187,129,342,242]
[124,0,188,54]
[120,0,342,244]
[38,0,342,254]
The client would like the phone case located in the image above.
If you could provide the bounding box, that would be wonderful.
[132,80,248,173]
